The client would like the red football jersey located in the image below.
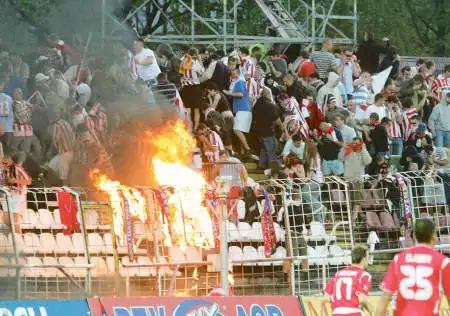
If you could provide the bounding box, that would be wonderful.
[324,266,372,316]
[380,244,450,316]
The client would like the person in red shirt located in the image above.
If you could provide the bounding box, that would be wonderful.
[324,245,374,315]
[376,218,450,316]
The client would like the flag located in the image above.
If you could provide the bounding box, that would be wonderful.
[259,189,277,257]
[57,191,81,235]
[372,66,392,94]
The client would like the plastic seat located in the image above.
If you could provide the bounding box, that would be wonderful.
[58,257,75,277]
[133,221,145,237]
[0,257,9,277]
[0,233,11,253]
[23,233,40,253]
[39,233,57,253]
[228,246,243,265]
[105,256,116,275]
[314,245,329,266]
[11,257,25,277]
[257,246,270,266]
[379,212,397,230]
[237,200,246,220]
[73,257,88,278]
[329,245,350,265]
[271,246,287,266]
[8,234,24,253]
[21,210,38,229]
[55,233,73,254]
[24,257,43,277]
[72,233,85,254]
[42,257,60,277]
[238,222,252,241]
[53,209,62,227]
[85,209,99,229]
[38,209,55,229]
[91,257,108,277]
[242,246,260,266]
[250,222,263,241]
[186,247,202,262]
[103,233,114,254]
[366,211,382,229]
[88,233,105,253]
[169,246,185,262]
[120,256,137,277]
[274,222,285,242]
[137,256,156,277]
[227,222,240,242]
[308,221,336,242]
[307,246,316,266]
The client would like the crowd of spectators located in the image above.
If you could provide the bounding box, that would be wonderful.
[0,34,449,225]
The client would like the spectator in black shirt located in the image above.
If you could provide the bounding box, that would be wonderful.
[363,113,390,158]
[153,72,177,105]
[253,88,280,169]
[402,122,433,170]
[316,122,344,176]
[283,74,307,104]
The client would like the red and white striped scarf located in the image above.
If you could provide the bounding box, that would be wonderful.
[205,131,224,162]
[431,75,449,102]
[13,124,33,137]
[258,188,277,257]
[401,108,418,140]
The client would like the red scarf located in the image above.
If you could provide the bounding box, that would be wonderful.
[324,126,335,135]
[344,142,363,156]
[227,185,242,225]
[57,191,81,235]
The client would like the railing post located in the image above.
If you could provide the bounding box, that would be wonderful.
[0,186,21,299]
[63,187,92,296]
[220,193,229,295]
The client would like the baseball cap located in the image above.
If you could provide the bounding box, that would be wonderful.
[417,122,427,133]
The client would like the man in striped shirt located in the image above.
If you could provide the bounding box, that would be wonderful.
[431,64,450,103]
[400,98,419,141]
[49,116,75,184]
[311,39,338,82]
[352,73,372,122]
[386,101,403,155]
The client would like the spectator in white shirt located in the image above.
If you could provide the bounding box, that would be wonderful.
[366,93,387,121]
[134,38,161,84]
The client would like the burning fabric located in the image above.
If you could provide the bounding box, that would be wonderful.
[91,120,215,252]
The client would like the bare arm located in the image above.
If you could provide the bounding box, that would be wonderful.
[375,291,393,316]
[138,56,154,65]
[358,294,375,316]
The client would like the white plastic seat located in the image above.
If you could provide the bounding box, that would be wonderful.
[21,210,38,229]
[23,233,40,253]
[137,256,156,277]
[133,221,145,237]
[120,256,137,277]
[257,246,270,266]
[39,233,57,253]
[42,257,59,277]
[237,200,246,220]
[271,246,287,266]
[329,245,344,265]
[238,222,252,241]
[0,233,11,253]
[228,246,243,265]
[73,257,88,278]
[91,257,108,277]
[72,233,85,254]
[58,257,75,277]
[85,209,99,229]
[186,247,202,262]
[88,233,105,253]
[314,246,329,266]
[243,246,260,266]
[103,233,114,254]
[11,257,25,277]
[307,246,317,266]
[227,222,240,242]
[10,234,25,253]
[53,209,62,227]
[250,222,263,241]
[274,223,285,242]
[37,209,55,229]
[169,246,186,262]
[0,257,9,277]
[307,221,336,242]
[115,237,128,255]
[55,233,73,254]
[24,257,43,277]
[105,256,116,275]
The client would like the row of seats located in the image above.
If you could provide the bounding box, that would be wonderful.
[0,233,132,255]
[307,245,352,266]
[228,246,287,266]
[0,256,183,278]
[228,222,285,242]
[18,209,110,230]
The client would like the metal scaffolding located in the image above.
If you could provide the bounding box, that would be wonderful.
[107,0,358,50]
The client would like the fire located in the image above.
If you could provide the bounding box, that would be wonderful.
[92,120,214,250]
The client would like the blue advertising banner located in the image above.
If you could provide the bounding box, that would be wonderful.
[0,299,91,316]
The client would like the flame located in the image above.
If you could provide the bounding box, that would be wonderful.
[92,120,214,250]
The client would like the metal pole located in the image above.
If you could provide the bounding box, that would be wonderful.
[101,0,106,49]
[233,0,238,49]
[223,0,228,53]
[191,0,195,43]
[353,0,358,48]
[220,196,229,295]
[311,0,316,51]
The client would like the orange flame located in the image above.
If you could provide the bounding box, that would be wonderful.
[92,120,214,250]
